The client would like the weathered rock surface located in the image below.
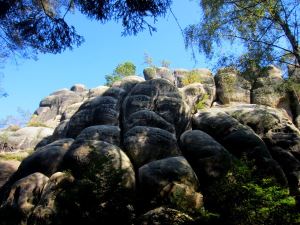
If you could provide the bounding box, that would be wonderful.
[123,79,190,137]
[143,67,175,84]
[193,109,287,185]
[63,139,135,190]
[59,87,126,139]
[215,68,251,104]
[1,69,300,225]
[180,130,232,182]
[136,207,193,225]
[250,66,293,117]
[28,172,75,225]
[76,125,121,146]
[0,172,49,224]
[124,126,180,168]
[30,89,86,128]
[0,127,54,151]
[0,160,20,188]
[138,156,201,210]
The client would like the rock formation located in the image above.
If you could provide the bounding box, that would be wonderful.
[0,65,300,225]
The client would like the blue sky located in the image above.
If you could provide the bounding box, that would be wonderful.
[0,1,212,121]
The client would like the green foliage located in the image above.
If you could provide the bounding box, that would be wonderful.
[26,120,49,128]
[184,0,300,72]
[203,160,300,225]
[0,149,33,161]
[195,94,209,110]
[105,61,136,86]
[0,1,171,66]
[217,70,237,93]
[182,70,203,86]
[55,152,134,225]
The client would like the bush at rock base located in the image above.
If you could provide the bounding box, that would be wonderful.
[201,159,300,225]
[54,152,135,225]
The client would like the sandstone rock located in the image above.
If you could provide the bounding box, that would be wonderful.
[112,76,145,92]
[270,147,300,195]
[180,83,211,113]
[31,89,85,128]
[63,139,135,190]
[220,104,300,160]
[2,127,54,150]
[138,156,199,204]
[1,172,49,224]
[143,67,174,84]
[193,109,287,185]
[215,68,251,104]
[70,84,87,93]
[136,207,193,225]
[124,126,181,168]
[76,125,121,146]
[124,110,175,134]
[0,160,20,188]
[88,86,109,98]
[28,172,75,225]
[5,139,73,190]
[173,69,189,87]
[180,130,232,181]
[161,182,204,214]
[63,87,126,138]
[250,66,291,116]
[123,79,190,138]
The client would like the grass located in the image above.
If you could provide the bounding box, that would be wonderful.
[0,149,34,161]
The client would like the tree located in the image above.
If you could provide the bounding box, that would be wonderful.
[184,0,300,74]
[0,0,172,65]
[105,61,136,86]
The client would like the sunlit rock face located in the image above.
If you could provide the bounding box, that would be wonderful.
[1,67,300,225]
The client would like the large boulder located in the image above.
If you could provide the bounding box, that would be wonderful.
[124,126,181,168]
[193,109,287,185]
[30,88,86,128]
[138,156,201,210]
[0,127,54,151]
[0,172,49,224]
[1,139,73,195]
[143,67,175,84]
[250,66,292,117]
[63,139,135,190]
[60,87,126,138]
[28,172,75,225]
[180,83,212,113]
[220,104,300,160]
[180,130,232,182]
[124,110,176,134]
[136,207,193,225]
[122,79,190,138]
[76,125,121,147]
[215,68,251,104]
[0,160,20,189]
[112,76,145,92]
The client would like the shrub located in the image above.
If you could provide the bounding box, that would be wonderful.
[202,160,300,225]
[26,120,49,127]
[105,61,136,86]
[55,152,134,225]
[182,70,203,86]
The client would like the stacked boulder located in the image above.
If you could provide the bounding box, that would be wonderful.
[1,66,300,225]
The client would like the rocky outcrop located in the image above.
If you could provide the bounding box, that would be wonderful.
[1,67,300,225]
[0,127,54,151]
[180,130,232,182]
[251,66,292,118]
[0,160,20,188]
[215,68,251,104]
